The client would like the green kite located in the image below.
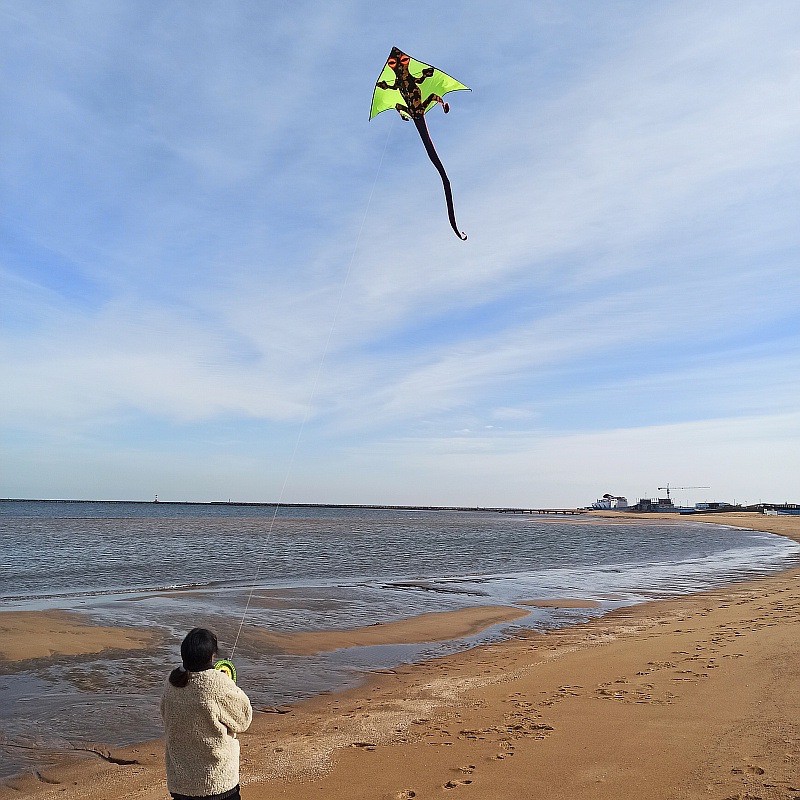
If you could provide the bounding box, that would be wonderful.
[370,47,470,240]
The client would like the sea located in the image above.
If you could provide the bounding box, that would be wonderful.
[1,500,799,779]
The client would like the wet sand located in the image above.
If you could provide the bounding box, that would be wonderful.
[0,611,154,662]
[519,599,602,609]
[1,513,799,800]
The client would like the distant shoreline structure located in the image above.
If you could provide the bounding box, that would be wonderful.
[2,498,798,515]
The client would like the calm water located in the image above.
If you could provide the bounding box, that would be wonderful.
[1,500,799,778]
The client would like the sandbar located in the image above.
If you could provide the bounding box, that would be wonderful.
[249,605,531,655]
[0,610,155,662]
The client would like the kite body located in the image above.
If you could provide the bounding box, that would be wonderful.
[371,47,469,240]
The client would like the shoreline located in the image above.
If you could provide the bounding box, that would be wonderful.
[1,512,799,799]
[589,509,800,541]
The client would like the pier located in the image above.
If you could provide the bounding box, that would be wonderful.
[1,499,589,515]
[496,508,588,515]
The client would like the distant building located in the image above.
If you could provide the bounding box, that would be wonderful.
[633,497,672,511]
[631,497,695,513]
[694,502,733,511]
[591,493,628,510]
[762,503,800,516]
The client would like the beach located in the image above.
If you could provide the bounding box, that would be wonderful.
[1,512,798,800]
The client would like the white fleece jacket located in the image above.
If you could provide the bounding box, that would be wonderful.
[161,668,253,797]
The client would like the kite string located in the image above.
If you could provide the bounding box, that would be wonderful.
[230,118,395,658]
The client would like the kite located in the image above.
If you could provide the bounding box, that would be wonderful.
[370,47,470,240]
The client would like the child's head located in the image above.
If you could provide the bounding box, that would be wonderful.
[180,627,218,671]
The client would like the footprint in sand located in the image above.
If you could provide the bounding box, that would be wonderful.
[490,744,515,761]
[392,791,416,800]
[34,770,60,785]
[731,765,765,777]
[444,780,473,789]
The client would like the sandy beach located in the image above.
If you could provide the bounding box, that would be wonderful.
[1,512,798,800]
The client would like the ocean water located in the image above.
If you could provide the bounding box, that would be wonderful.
[1,500,799,778]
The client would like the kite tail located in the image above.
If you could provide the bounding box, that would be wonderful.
[413,116,467,241]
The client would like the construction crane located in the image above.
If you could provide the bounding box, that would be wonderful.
[658,484,710,501]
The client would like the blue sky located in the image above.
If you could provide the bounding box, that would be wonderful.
[2,1,799,506]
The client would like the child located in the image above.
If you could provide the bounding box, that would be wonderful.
[161,628,252,800]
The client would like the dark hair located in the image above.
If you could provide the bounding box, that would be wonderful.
[169,628,218,687]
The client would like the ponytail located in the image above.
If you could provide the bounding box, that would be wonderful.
[169,667,189,687]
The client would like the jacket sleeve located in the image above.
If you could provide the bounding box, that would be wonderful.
[216,683,253,735]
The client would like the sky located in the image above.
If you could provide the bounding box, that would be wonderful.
[2,1,799,507]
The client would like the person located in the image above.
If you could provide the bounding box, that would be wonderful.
[161,628,252,800]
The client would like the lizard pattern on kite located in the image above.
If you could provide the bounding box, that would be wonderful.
[370,47,470,240]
